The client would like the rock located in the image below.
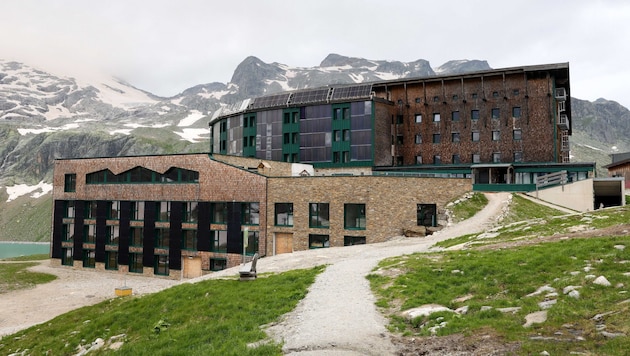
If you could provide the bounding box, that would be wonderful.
[601,331,626,338]
[592,311,614,321]
[108,341,124,351]
[583,266,594,272]
[523,311,548,327]
[452,294,474,303]
[526,285,556,297]
[451,269,463,274]
[539,299,557,310]
[480,306,493,312]
[401,304,453,320]
[563,285,581,294]
[585,274,596,280]
[545,292,558,298]
[568,290,580,299]
[403,226,427,237]
[497,307,521,314]
[593,276,612,286]
[624,272,630,277]
[540,351,550,356]
[614,245,626,250]
[569,271,580,276]
[454,306,469,315]
[616,283,624,288]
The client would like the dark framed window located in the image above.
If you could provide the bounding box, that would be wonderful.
[491,108,500,119]
[513,89,520,96]
[452,95,459,101]
[154,255,169,276]
[433,113,441,122]
[82,249,95,268]
[492,131,500,141]
[492,91,499,98]
[210,258,227,271]
[245,231,259,256]
[309,234,330,249]
[62,248,73,266]
[396,115,403,124]
[416,155,422,164]
[107,201,120,220]
[472,93,478,99]
[309,203,330,228]
[182,229,197,250]
[417,204,437,227]
[334,130,341,142]
[344,236,366,246]
[432,134,441,143]
[514,151,523,163]
[493,152,502,163]
[211,230,227,252]
[156,202,170,221]
[433,155,441,164]
[452,154,461,164]
[415,134,422,144]
[130,201,145,221]
[242,202,260,225]
[396,135,403,145]
[105,251,118,270]
[471,110,480,120]
[184,202,198,223]
[451,111,460,121]
[64,201,75,218]
[472,154,481,163]
[513,129,522,140]
[105,225,119,245]
[212,202,228,224]
[130,227,143,247]
[155,228,170,249]
[472,132,480,142]
[433,96,439,102]
[451,132,460,143]
[512,106,521,118]
[129,253,143,273]
[64,174,76,192]
[415,114,422,123]
[62,224,74,242]
[344,204,366,230]
[275,203,293,226]
[85,201,97,219]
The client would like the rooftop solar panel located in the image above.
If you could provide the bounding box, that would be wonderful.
[251,93,291,109]
[331,84,373,101]
[291,88,331,105]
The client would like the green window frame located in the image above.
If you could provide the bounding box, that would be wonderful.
[417,204,437,227]
[344,204,366,230]
[211,230,227,253]
[156,201,170,222]
[344,236,366,246]
[62,224,74,242]
[184,202,198,223]
[83,224,96,243]
[212,202,228,224]
[64,173,76,192]
[105,225,119,245]
[130,227,143,247]
[241,202,260,225]
[107,201,120,220]
[130,201,144,221]
[105,251,118,270]
[182,229,197,251]
[210,258,227,271]
[245,231,259,256]
[129,253,143,273]
[82,249,95,268]
[154,255,169,276]
[64,200,75,218]
[275,203,293,226]
[309,203,330,228]
[309,234,330,249]
[62,248,73,266]
[155,228,170,249]
[85,201,97,219]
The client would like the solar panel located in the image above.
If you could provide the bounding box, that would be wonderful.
[290,88,331,105]
[250,93,291,109]
[331,84,373,101]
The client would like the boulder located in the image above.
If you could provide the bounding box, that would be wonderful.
[403,226,427,237]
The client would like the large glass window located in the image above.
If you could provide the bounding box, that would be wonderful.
[211,230,227,252]
[130,201,145,221]
[275,203,294,226]
[242,202,260,225]
[309,234,330,249]
[64,201,75,218]
[344,204,366,230]
[309,203,330,228]
[492,131,500,141]
[210,258,227,271]
[472,132,480,142]
[451,111,460,121]
[83,224,96,243]
[212,202,228,224]
[62,248,73,266]
[155,255,169,276]
[492,108,500,119]
[131,227,143,247]
[417,204,437,227]
[105,251,118,270]
[245,231,259,256]
[184,202,198,223]
[513,129,522,140]
[64,174,76,192]
[182,229,197,251]
[129,253,143,273]
[344,236,366,246]
[85,201,97,219]
[155,228,170,249]
[512,106,521,118]
[107,201,120,220]
[471,109,480,120]
[62,224,74,242]
[82,249,95,268]
[156,202,170,221]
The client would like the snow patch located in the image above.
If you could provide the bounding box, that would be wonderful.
[349,73,365,83]
[175,128,209,143]
[374,71,400,80]
[44,103,73,120]
[18,123,79,135]
[264,79,292,91]
[110,129,133,136]
[177,110,205,127]
[5,181,53,202]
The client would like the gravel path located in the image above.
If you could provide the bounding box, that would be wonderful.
[0,192,510,354]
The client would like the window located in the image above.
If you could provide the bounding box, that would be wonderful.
[492,91,499,98]
[344,204,366,230]
[131,227,143,247]
[333,130,341,142]
[82,249,95,268]
[472,132,480,142]
[417,204,437,227]
[452,95,459,101]
[396,115,403,124]
[64,174,76,192]
[433,96,439,102]
[309,203,330,228]
[415,114,422,123]
[184,202,198,223]
[451,111,460,121]
[433,113,441,122]
[471,109,480,120]
[62,248,73,266]
[492,131,500,141]
[514,151,523,163]
[451,132,460,143]
[513,89,520,96]
[64,201,75,218]
[491,108,500,119]
[107,201,120,220]
[493,152,502,163]
[472,93,478,99]
[62,224,74,242]
[85,201,97,219]
[513,129,522,140]
[155,228,170,249]
[130,201,145,221]
[512,106,521,118]
[415,134,422,144]
[242,202,260,225]
[433,155,441,164]
[155,255,169,276]
[432,134,441,143]
[105,251,118,270]
[415,155,422,164]
[472,154,481,163]
[344,236,366,246]
[105,225,118,245]
[309,234,330,249]
[343,130,350,141]
[452,154,461,164]
[212,202,228,223]
[396,156,403,166]
[245,231,259,256]
[396,135,403,145]
[275,203,293,226]
[182,230,197,250]
[415,97,421,103]
[156,202,170,221]
[211,230,227,252]
[129,253,143,273]
[210,258,227,271]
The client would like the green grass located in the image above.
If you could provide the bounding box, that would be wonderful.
[0,261,56,293]
[369,236,630,355]
[501,193,567,224]
[0,266,325,356]
[449,193,488,223]
[0,194,52,242]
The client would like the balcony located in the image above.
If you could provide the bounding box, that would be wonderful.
[555,87,567,101]
[558,114,570,131]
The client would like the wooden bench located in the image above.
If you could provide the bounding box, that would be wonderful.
[239,253,258,281]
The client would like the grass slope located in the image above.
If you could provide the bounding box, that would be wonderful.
[0,193,52,242]
[0,266,325,356]
[0,261,56,294]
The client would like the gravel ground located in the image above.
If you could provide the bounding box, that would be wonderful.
[0,193,510,354]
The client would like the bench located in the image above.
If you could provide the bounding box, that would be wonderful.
[239,253,258,281]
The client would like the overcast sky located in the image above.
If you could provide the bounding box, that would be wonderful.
[1,0,629,108]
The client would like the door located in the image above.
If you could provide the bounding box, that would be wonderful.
[183,256,202,278]
[275,233,293,255]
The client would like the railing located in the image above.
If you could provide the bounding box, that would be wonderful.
[536,170,567,189]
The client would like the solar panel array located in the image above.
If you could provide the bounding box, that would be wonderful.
[250,93,292,110]
[331,84,373,101]
[291,88,331,105]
